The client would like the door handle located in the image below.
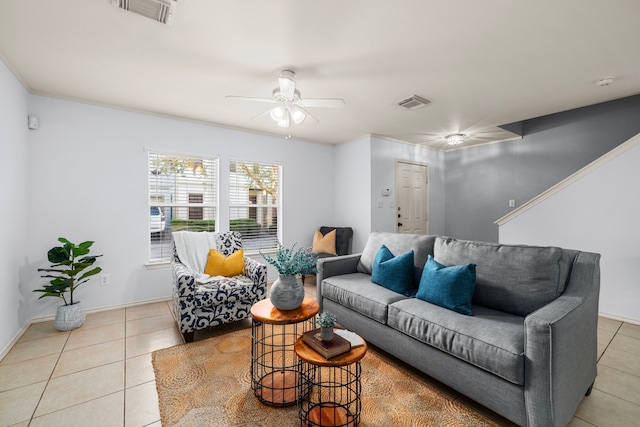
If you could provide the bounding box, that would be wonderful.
[398,223,403,227]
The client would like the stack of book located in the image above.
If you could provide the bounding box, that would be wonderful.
[302,328,365,359]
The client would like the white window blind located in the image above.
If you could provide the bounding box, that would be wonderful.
[148,151,218,263]
[229,160,281,252]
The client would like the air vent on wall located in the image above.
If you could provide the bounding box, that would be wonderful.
[397,95,431,110]
[112,0,177,25]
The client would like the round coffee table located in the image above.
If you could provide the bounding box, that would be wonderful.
[250,297,320,406]
[295,333,367,426]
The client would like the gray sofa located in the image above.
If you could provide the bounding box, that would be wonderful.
[316,232,600,427]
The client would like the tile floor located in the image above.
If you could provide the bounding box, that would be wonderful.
[1,281,639,427]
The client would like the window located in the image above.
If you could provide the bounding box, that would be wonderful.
[229,160,281,252]
[148,151,218,263]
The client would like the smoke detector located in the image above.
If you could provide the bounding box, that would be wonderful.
[397,95,431,110]
[112,0,177,25]
[593,77,615,87]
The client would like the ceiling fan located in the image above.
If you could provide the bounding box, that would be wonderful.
[226,70,345,128]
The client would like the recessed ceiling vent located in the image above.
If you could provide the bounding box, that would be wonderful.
[112,0,177,25]
[397,95,431,110]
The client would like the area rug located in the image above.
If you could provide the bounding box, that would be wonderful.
[152,328,501,426]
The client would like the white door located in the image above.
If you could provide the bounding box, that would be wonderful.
[396,161,429,234]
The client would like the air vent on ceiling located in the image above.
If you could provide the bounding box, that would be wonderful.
[112,0,177,25]
[397,95,431,110]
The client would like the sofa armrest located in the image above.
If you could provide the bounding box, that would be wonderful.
[524,251,600,427]
[244,256,268,298]
[315,253,362,307]
[172,261,197,297]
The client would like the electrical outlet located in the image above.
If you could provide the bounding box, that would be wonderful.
[509,199,516,208]
[100,274,110,286]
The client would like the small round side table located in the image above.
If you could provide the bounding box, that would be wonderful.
[250,297,320,406]
[295,334,367,426]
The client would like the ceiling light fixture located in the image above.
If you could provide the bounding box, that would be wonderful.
[446,133,466,146]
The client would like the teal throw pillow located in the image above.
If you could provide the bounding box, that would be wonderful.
[416,255,476,315]
[371,245,414,295]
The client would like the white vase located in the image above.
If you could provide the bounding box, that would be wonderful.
[269,274,305,310]
[321,327,334,341]
[54,302,86,331]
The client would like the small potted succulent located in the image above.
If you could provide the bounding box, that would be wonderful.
[317,311,337,341]
[34,237,103,331]
[261,242,317,310]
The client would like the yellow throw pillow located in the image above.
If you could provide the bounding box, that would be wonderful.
[204,249,245,277]
[312,229,337,255]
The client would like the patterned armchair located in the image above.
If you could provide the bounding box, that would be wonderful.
[171,231,267,342]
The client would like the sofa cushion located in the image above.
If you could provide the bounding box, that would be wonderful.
[388,299,525,385]
[358,232,437,289]
[416,255,476,315]
[204,248,245,277]
[434,237,570,317]
[371,245,414,295]
[321,273,409,324]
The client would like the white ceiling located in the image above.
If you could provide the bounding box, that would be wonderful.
[1,0,639,150]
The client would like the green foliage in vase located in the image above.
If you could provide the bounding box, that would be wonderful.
[34,238,103,306]
[261,242,317,276]
[317,311,337,328]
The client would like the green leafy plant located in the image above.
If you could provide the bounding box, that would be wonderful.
[261,242,317,276]
[317,311,336,328]
[35,238,103,306]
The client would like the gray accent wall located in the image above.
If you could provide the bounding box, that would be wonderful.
[444,94,640,242]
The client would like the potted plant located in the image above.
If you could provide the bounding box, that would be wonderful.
[261,242,317,310]
[317,311,336,341]
[35,237,103,331]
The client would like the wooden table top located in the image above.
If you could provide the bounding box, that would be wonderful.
[294,335,367,367]
[251,297,320,324]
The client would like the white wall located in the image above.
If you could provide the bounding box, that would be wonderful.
[24,95,335,322]
[499,135,640,323]
[370,136,445,235]
[0,60,30,352]
[333,137,371,253]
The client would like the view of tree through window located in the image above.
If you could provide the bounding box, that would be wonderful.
[148,152,218,263]
[229,160,280,251]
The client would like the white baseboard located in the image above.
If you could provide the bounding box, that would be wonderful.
[598,312,640,326]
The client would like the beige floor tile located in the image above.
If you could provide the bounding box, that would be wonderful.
[54,339,125,377]
[0,381,47,426]
[64,322,125,350]
[0,354,58,392]
[145,422,162,427]
[597,317,622,333]
[608,333,640,356]
[575,388,640,427]
[126,353,155,388]
[597,328,616,348]
[125,381,160,427]
[594,364,640,405]
[0,334,67,365]
[35,361,124,417]
[597,344,607,361]
[618,322,640,340]
[599,347,640,377]
[125,328,183,358]
[83,308,126,330]
[125,301,172,321]
[126,313,176,338]
[18,321,68,344]
[567,416,596,427]
[30,391,124,427]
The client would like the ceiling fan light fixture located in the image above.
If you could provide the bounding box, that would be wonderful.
[277,113,290,128]
[446,133,466,146]
[270,106,285,121]
[290,107,306,124]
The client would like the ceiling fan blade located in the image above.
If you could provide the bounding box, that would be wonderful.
[298,98,345,108]
[225,95,276,104]
[298,106,319,124]
[250,108,273,120]
[279,75,296,99]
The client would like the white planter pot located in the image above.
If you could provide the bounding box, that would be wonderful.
[54,302,86,331]
[320,327,334,341]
